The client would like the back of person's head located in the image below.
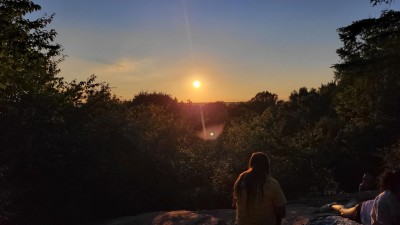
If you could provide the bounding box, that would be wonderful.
[236,152,270,207]
[249,152,270,174]
[379,169,400,192]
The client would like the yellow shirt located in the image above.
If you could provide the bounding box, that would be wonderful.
[235,176,287,225]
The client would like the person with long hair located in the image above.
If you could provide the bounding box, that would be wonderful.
[233,152,287,225]
[325,170,400,225]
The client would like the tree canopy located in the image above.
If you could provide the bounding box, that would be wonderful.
[333,10,400,129]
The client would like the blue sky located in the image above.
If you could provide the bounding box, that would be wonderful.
[31,0,400,102]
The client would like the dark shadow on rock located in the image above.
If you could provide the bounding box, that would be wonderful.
[102,191,378,225]
[153,210,226,225]
[103,210,226,225]
[305,216,361,225]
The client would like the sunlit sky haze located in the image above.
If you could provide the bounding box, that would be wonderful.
[31,0,400,102]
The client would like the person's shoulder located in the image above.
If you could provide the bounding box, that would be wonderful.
[266,176,286,199]
[374,191,386,202]
[268,176,280,182]
[267,176,282,187]
[375,191,399,207]
[376,190,395,200]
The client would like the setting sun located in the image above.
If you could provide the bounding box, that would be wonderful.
[193,80,201,88]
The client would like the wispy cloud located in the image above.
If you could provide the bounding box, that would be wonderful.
[60,56,157,84]
[102,58,154,74]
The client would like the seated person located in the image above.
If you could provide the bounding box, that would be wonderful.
[233,152,287,225]
[327,170,400,225]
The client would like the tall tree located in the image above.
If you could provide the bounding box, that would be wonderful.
[332,10,400,190]
[0,1,65,223]
[333,10,400,129]
[0,0,62,103]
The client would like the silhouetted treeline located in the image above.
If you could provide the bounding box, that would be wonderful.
[1,1,400,225]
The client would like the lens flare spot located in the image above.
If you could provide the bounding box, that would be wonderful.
[197,124,224,140]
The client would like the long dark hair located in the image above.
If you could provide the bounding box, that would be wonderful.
[379,169,400,192]
[234,152,270,207]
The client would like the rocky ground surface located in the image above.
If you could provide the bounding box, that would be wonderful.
[100,191,378,225]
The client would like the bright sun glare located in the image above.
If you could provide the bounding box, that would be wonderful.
[193,80,201,88]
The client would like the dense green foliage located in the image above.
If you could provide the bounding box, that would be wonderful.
[1,1,399,224]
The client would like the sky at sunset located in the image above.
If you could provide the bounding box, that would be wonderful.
[31,0,400,102]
